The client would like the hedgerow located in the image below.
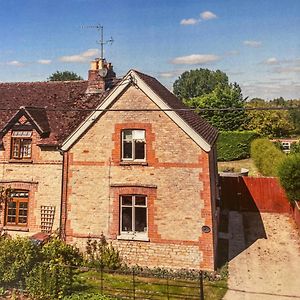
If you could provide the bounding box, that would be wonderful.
[250,138,285,176]
[217,131,260,161]
[278,154,300,203]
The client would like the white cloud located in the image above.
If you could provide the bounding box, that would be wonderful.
[243,40,262,48]
[264,57,279,65]
[6,60,25,67]
[225,50,240,56]
[200,11,217,20]
[171,54,221,65]
[59,48,99,63]
[37,59,52,65]
[273,66,300,74]
[180,18,199,26]
[158,70,183,78]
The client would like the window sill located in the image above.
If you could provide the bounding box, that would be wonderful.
[117,234,149,242]
[9,159,33,164]
[120,161,148,166]
[3,226,29,232]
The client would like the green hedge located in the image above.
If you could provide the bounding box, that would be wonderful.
[217,131,260,161]
[250,138,285,176]
[278,154,300,203]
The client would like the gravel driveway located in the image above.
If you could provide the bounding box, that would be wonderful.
[223,212,300,300]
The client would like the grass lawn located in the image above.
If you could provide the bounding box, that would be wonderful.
[218,158,260,176]
[72,269,227,300]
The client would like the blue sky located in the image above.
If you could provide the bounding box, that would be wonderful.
[0,0,299,99]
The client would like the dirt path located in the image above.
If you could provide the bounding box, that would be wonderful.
[224,212,300,300]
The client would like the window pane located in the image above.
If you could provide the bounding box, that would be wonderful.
[12,139,20,158]
[123,130,132,140]
[123,141,132,159]
[19,202,28,209]
[135,141,145,159]
[121,207,132,232]
[121,196,132,206]
[135,196,146,206]
[21,140,32,158]
[7,216,16,223]
[135,207,147,232]
[8,202,17,209]
[18,217,27,224]
[132,130,145,140]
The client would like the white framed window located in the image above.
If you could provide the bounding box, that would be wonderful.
[122,130,146,161]
[11,131,32,159]
[120,195,147,237]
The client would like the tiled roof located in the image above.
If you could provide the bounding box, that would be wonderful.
[0,80,114,145]
[134,70,218,146]
[0,71,218,148]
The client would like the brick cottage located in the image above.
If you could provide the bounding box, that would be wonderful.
[0,58,219,270]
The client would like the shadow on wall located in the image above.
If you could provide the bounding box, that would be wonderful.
[218,176,267,264]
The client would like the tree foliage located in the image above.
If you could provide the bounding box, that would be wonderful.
[48,71,83,81]
[173,68,228,100]
[243,99,295,137]
[184,83,246,131]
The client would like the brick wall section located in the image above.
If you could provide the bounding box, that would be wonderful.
[65,86,216,270]
[0,128,63,235]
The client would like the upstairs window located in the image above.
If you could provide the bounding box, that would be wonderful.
[11,131,32,159]
[6,190,29,226]
[122,129,146,161]
[120,195,147,235]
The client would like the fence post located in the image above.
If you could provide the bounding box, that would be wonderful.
[100,265,104,295]
[167,275,170,300]
[132,269,136,300]
[199,271,204,300]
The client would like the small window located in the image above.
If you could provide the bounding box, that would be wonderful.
[120,195,147,235]
[122,130,146,161]
[11,131,32,159]
[6,190,29,226]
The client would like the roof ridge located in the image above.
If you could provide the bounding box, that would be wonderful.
[0,80,87,85]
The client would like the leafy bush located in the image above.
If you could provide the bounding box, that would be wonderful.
[278,154,300,203]
[0,236,40,288]
[250,138,285,176]
[85,234,121,270]
[26,237,83,299]
[217,131,260,161]
[63,293,114,300]
[290,142,300,154]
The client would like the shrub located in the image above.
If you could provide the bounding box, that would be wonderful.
[85,234,121,270]
[290,142,300,154]
[250,138,285,176]
[63,293,114,300]
[217,131,260,161]
[26,237,83,299]
[278,154,300,203]
[0,236,40,288]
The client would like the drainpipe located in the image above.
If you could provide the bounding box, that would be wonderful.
[59,149,69,241]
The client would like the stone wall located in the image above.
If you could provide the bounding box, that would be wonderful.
[0,129,62,235]
[65,86,216,270]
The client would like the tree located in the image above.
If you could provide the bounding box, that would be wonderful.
[243,99,294,137]
[184,83,246,131]
[47,71,83,81]
[173,69,228,100]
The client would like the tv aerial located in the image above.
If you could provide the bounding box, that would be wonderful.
[81,24,114,60]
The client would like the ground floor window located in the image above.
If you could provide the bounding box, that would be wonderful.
[6,190,29,226]
[120,195,147,235]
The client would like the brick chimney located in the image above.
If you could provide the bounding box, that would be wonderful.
[86,58,116,94]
